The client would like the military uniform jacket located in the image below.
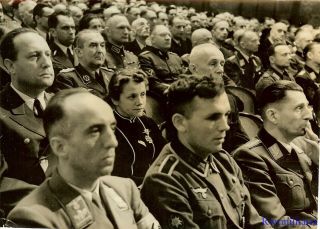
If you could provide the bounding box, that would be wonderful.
[104,42,139,71]
[50,42,75,75]
[233,128,318,228]
[0,85,53,185]
[141,139,268,229]
[50,64,114,100]
[8,170,159,229]
[139,46,184,97]
[295,65,320,107]
[255,66,296,95]
[225,50,262,90]
[112,112,166,186]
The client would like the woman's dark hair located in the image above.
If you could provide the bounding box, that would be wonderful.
[108,68,148,102]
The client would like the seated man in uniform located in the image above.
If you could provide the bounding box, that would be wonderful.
[8,89,160,229]
[233,80,318,228]
[50,29,113,100]
[141,76,269,228]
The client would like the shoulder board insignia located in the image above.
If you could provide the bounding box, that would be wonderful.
[243,139,262,149]
[100,67,114,72]
[268,143,283,160]
[59,68,75,73]
[272,72,280,80]
[140,50,151,55]
[297,70,306,76]
[239,59,245,67]
[65,196,93,229]
[310,72,316,80]
[158,154,179,175]
[227,55,236,61]
[103,187,129,210]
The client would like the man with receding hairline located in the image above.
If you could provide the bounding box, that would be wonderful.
[8,89,160,228]
[224,30,262,90]
[102,14,139,71]
[139,24,184,100]
[191,28,213,47]
[50,29,114,100]
[126,18,150,56]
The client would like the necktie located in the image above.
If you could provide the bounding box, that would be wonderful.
[33,98,44,118]
[67,48,74,65]
[245,56,255,89]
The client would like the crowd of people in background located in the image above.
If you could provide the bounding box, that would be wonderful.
[0,0,319,228]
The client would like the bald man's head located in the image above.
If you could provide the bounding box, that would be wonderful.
[270,22,288,43]
[104,15,130,45]
[189,43,225,78]
[191,28,213,47]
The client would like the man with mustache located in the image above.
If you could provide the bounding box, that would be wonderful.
[141,76,269,228]
[233,80,318,228]
[8,89,160,229]
[50,30,113,100]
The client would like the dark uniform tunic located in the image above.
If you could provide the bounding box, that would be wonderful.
[255,66,296,95]
[233,128,318,228]
[49,64,114,100]
[225,50,263,90]
[112,111,166,186]
[141,138,269,229]
[104,42,140,71]
[295,65,320,107]
[139,46,184,99]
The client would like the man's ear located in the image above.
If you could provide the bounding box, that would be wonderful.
[49,136,68,158]
[111,98,119,106]
[172,113,187,133]
[74,47,82,58]
[269,55,275,64]
[265,107,279,124]
[188,63,196,74]
[50,28,57,38]
[3,59,15,75]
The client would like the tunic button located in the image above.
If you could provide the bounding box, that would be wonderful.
[24,138,30,144]
[208,209,212,215]
[220,193,224,199]
[289,179,294,185]
[240,192,245,198]
[232,176,236,183]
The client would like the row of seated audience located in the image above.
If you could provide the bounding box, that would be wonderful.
[0,0,319,228]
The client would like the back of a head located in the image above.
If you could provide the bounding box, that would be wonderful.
[43,88,90,138]
[257,80,303,118]
[189,43,221,66]
[191,28,212,47]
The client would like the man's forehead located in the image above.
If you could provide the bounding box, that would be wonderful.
[275,45,290,54]
[57,15,74,25]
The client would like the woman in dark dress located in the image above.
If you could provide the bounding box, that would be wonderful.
[108,69,166,185]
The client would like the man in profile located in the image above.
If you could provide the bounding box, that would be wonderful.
[8,89,160,229]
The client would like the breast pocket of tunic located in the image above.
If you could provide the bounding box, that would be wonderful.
[275,173,306,210]
[193,196,227,228]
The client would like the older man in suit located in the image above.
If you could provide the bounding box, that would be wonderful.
[8,89,160,229]
[233,81,318,228]
[0,28,54,185]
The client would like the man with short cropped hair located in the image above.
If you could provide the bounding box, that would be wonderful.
[141,76,269,228]
[50,30,113,100]
[8,89,160,228]
[233,80,318,228]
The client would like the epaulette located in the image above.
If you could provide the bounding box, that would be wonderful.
[297,70,306,76]
[227,55,236,61]
[140,50,151,55]
[158,154,179,176]
[242,138,262,150]
[168,51,178,56]
[59,68,75,73]
[100,66,114,72]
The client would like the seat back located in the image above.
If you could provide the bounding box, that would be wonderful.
[226,86,256,114]
[239,112,263,140]
[145,95,165,124]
